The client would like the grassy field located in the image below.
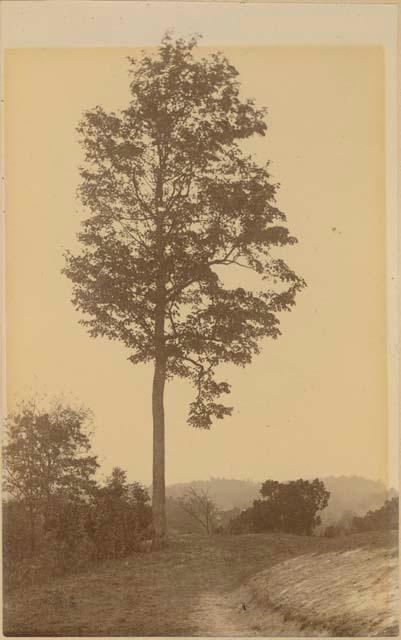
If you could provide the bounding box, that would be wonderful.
[3,530,398,636]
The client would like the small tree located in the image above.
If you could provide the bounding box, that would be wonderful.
[230,478,330,535]
[3,397,98,552]
[259,478,330,535]
[63,34,305,542]
[90,467,152,559]
[177,486,218,535]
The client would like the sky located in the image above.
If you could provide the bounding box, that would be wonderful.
[5,43,390,487]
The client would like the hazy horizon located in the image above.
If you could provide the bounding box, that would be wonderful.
[164,474,395,487]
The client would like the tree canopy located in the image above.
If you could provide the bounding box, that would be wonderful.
[3,397,99,553]
[64,33,305,429]
[3,397,98,507]
[230,478,330,535]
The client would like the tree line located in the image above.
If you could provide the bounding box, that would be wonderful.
[3,396,398,591]
[323,496,399,538]
[2,396,330,590]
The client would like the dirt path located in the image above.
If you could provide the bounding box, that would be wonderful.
[192,586,313,636]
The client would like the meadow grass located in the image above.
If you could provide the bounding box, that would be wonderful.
[3,530,398,636]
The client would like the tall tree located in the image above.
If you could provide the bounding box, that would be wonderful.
[63,34,305,543]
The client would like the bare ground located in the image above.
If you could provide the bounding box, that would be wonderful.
[3,531,397,637]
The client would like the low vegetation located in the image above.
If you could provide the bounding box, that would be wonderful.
[3,396,398,636]
[351,497,398,533]
[3,398,152,592]
[4,530,397,636]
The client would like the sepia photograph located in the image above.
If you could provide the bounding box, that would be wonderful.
[1,1,399,637]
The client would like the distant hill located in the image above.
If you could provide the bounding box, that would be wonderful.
[166,476,397,528]
[167,477,260,510]
[317,476,397,528]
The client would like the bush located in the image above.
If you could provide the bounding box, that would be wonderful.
[351,497,399,532]
[229,478,330,535]
[89,468,152,560]
[228,507,255,534]
[3,500,34,564]
[3,498,95,591]
[323,525,346,538]
[3,468,153,591]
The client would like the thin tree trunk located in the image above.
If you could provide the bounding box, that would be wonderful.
[152,163,167,547]
[151,264,167,545]
[152,351,167,545]
[28,502,36,555]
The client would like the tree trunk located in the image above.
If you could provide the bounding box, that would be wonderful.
[28,502,36,555]
[152,167,167,547]
[152,352,167,545]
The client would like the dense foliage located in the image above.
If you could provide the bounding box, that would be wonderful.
[3,398,98,553]
[229,478,330,535]
[64,34,304,428]
[89,467,152,560]
[2,399,152,590]
[351,497,398,532]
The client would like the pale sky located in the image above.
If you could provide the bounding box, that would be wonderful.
[5,44,390,487]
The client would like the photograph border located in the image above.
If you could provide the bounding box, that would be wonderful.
[0,2,399,639]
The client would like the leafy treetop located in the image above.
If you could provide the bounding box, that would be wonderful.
[64,34,305,429]
[3,398,99,507]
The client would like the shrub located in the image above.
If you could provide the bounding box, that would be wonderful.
[89,467,152,560]
[3,467,153,591]
[3,498,94,591]
[351,497,399,532]
[229,478,330,535]
[323,525,345,538]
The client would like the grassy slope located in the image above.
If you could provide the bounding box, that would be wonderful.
[249,530,399,636]
[3,530,398,637]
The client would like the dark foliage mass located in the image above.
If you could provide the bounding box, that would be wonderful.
[229,478,330,536]
[317,476,396,530]
[3,398,99,555]
[89,467,152,560]
[351,497,399,533]
[2,400,151,591]
[63,33,304,429]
